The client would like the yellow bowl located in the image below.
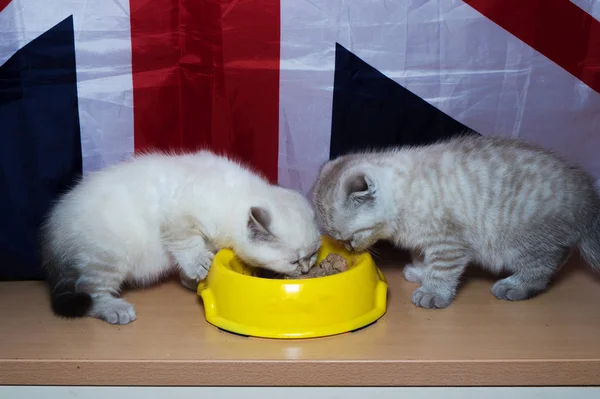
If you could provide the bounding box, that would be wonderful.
[197,236,388,339]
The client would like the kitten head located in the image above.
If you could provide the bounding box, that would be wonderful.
[312,157,391,252]
[235,187,321,276]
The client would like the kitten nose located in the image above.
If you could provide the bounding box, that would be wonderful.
[300,261,310,273]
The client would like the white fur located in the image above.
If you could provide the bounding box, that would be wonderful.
[43,150,320,324]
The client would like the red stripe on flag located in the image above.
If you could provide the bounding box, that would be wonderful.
[130,0,180,150]
[464,0,600,94]
[0,0,11,13]
[130,0,280,182]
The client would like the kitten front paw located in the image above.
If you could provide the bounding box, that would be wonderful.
[90,297,137,325]
[403,263,424,283]
[491,279,530,301]
[183,252,215,283]
[180,273,199,291]
[197,252,215,279]
[411,287,453,309]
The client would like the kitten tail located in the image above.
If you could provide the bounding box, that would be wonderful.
[49,276,93,318]
[579,213,600,271]
[41,244,93,318]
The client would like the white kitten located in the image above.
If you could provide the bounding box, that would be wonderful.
[41,151,320,324]
[313,135,600,309]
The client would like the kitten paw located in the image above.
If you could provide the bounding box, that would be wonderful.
[183,252,215,282]
[180,273,199,291]
[403,263,424,283]
[411,287,452,309]
[491,279,530,301]
[90,297,137,325]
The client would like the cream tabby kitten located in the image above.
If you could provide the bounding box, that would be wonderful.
[313,135,600,309]
[41,151,320,324]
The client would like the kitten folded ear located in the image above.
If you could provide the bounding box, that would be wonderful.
[344,172,376,202]
[248,206,273,240]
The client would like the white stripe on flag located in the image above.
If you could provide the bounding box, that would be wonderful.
[278,0,337,195]
[279,0,600,194]
[0,0,134,174]
[571,0,600,23]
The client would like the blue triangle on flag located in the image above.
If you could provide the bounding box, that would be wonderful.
[330,43,479,158]
[0,16,82,280]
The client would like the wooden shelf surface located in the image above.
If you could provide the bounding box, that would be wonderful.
[1,251,600,386]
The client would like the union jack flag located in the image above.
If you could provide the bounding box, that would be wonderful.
[1,0,599,279]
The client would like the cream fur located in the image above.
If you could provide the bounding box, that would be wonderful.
[41,150,320,324]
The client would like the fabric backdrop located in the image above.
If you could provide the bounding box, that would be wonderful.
[1,0,599,279]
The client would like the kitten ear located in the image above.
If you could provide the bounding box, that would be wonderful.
[344,172,376,202]
[248,206,273,241]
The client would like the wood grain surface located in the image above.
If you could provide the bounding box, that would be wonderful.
[1,249,600,386]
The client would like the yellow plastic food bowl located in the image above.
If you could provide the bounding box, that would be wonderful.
[197,236,388,339]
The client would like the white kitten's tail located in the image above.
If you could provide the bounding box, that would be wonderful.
[47,273,93,318]
[41,244,93,318]
[579,213,600,271]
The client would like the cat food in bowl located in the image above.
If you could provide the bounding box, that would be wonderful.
[196,236,388,339]
[255,253,349,279]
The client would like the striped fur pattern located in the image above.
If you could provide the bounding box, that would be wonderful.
[313,135,600,309]
[41,151,320,324]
